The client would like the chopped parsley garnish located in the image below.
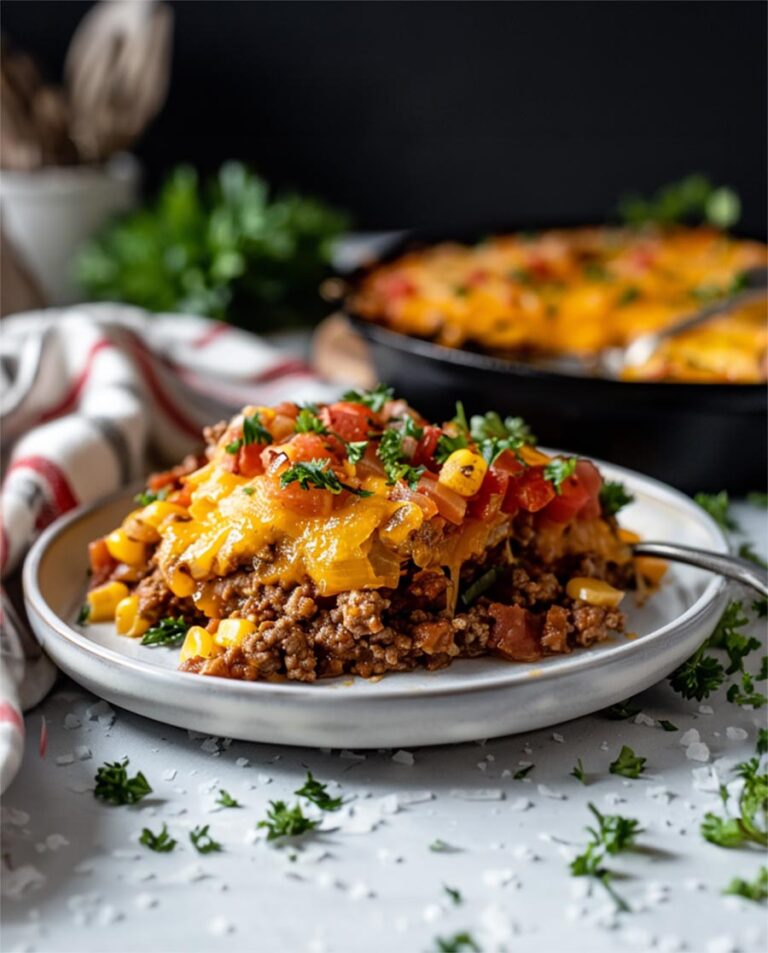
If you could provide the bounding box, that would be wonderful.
[134,487,168,507]
[658,719,679,732]
[452,401,469,433]
[753,598,768,619]
[242,486,255,496]
[141,617,187,647]
[726,673,767,709]
[435,431,470,464]
[345,441,368,465]
[377,428,425,488]
[747,492,768,508]
[443,884,463,906]
[513,764,534,780]
[280,459,372,497]
[693,491,740,531]
[139,823,176,852]
[723,866,767,903]
[461,567,504,607]
[599,481,635,517]
[609,745,646,779]
[583,262,610,282]
[618,175,740,229]
[226,411,273,453]
[190,824,222,854]
[295,406,329,435]
[435,932,480,953]
[569,803,642,912]
[570,759,587,785]
[469,411,535,466]
[544,457,577,494]
[294,770,342,811]
[216,789,241,809]
[341,383,394,413]
[94,758,152,805]
[77,603,90,625]
[738,542,768,569]
[617,286,641,306]
[700,757,767,848]
[669,644,725,701]
[604,700,641,720]
[758,729,768,755]
[258,800,319,841]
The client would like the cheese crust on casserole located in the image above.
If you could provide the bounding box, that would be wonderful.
[84,390,662,682]
[353,227,767,383]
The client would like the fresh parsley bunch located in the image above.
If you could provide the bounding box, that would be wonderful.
[76,162,349,329]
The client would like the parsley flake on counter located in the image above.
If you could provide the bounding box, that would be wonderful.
[701,757,768,848]
[341,383,394,413]
[190,824,222,854]
[747,492,768,508]
[429,839,459,853]
[604,700,641,720]
[609,745,646,779]
[569,802,642,912]
[443,884,463,906]
[738,542,768,570]
[708,601,757,675]
[77,603,90,625]
[139,823,176,853]
[753,598,768,619]
[94,758,152,805]
[726,673,766,709]
[599,481,635,517]
[658,719,679,732]
[280,459,372,497]
[545,457,577,493]
[435,931,480,953]
[294,770,342,811]
[693,491,740,531]
[258,800,319,840]
[141,617,187,647]
[513,764,534,780]
[758,729,768,755]
[723,866,768,903]
[570,759,587,785]
[216,789,241,809]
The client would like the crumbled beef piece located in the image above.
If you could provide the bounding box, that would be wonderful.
[571,604,625,645]
[541,604,571,653]
[334,590,389,636]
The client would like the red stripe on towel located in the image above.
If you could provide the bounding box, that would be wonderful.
[9,456,78,513]
[41,339,115,422]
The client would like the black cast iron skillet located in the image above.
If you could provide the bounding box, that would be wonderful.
[336,229,767,495]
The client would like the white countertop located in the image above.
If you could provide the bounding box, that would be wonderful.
[3,503,767,953]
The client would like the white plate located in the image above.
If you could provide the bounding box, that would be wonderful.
[23,460,728,748]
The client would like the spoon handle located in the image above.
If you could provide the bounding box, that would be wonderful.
[634,541,768,598]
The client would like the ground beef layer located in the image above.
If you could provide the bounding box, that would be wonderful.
[167,558,627,683]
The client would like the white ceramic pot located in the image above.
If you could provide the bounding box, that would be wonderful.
[0,153,141,305]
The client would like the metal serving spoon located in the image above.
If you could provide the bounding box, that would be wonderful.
[600,266,768,377]
[634,541,768,598]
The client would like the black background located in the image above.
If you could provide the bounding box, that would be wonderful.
[4,1,766,234]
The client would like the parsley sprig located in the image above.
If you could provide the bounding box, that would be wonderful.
[190,824,222,854]
[139,823,176,852]
[723,866,767,902]
[94,758,152,805]
[435,932,480,953]
[141,617,187,647]
[294,770,342,811]
[258,800,319,840]
[377,428,425,488]
[571,759,587,785]
[570,803,643,912]
[599,481,635,517]
[226,411,273,454]
[216,789,241,809]
[609,745,647,779]
[694,490,740,531]
[468,410,535,466]
[280,459,371,497]
[341,383,394,413]
[701,757,767,848]
[544,457,577,494]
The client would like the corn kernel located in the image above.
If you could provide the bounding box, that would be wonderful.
[168,565,195,598]
[180,626,216,663]
[114,595,150,638]
[438,449,488,497]
[139,501,188,529]
[566,576,625,608]
[105,529,147,566]
[635,556,668,586]
[86,581,129,622]
[215,618,257,648]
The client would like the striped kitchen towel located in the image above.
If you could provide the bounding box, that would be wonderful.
[0,302,338,790]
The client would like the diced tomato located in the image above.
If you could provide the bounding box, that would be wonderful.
[417,473,467,525]
[289,433,337,462]
[468,466,510,520]
[543,477,590,523]
[508,466,556,513]
[574,459,602,518]
[379,272,416,300]
[237,442,266,478]
[487,603,543,661]
[263,476,334,518]
[320,402,377,442]
[412,426,442,469]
